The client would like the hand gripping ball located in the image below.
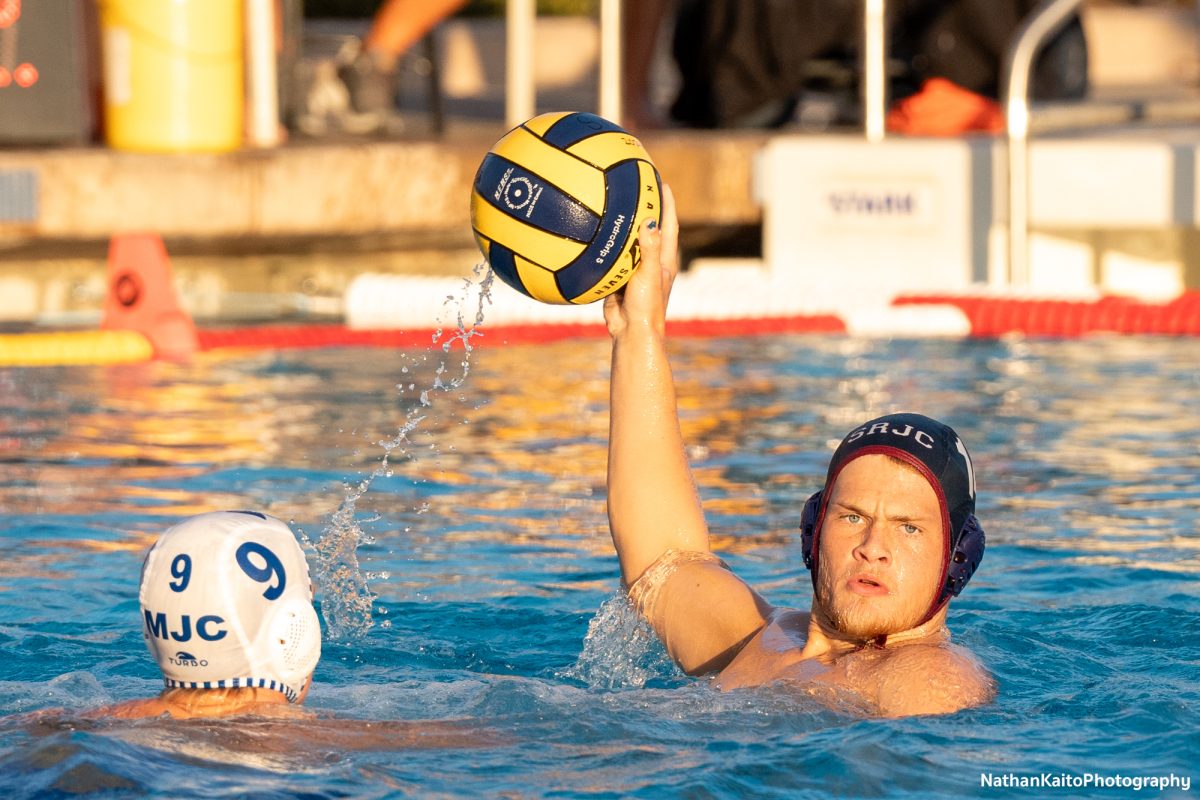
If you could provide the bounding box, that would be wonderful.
[470,112,663,304]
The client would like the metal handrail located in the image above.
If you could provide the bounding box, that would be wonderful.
[246,0,282,148]
[863,0,887,143]
[505,0,623,127]
[505,0,536,127]
[1002,0,1085,286]
[598,0,622,122]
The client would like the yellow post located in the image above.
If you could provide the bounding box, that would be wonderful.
[100,0,244,153]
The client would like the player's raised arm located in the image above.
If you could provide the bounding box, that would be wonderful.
[603,187,772,674]
[602,185,706,585]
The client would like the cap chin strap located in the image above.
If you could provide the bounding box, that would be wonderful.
[912,596,951,634]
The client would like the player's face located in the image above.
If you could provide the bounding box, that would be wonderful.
[814,455,945,639]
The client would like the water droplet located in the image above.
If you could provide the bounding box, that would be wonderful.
[315,258,490,640]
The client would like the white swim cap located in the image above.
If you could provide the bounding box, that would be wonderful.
[139,511,322,702]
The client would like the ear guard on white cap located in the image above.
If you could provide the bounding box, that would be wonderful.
[139,511,322,702]
[263,596,323,688]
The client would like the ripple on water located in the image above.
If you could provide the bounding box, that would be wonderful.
[1,335,1198,797]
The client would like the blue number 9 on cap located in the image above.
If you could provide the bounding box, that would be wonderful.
[169,554,192,592]
[236,541,286,601]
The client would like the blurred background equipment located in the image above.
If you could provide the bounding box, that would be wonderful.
[0,0,1198,335]
[98,0,244,153]
[0,0,97,145]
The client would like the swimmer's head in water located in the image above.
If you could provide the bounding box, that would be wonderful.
[138,511,322,703]
[800,413,985,636]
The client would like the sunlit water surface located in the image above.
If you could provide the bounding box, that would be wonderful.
[1,334,1197,798]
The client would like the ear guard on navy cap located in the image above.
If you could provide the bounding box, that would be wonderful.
[799,490,986,603]
[944,513,985,597]
[800,491,822,571]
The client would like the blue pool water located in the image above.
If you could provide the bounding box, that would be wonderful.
[0,332,1197,798]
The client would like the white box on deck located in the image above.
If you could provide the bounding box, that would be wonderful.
[758,136,994,296]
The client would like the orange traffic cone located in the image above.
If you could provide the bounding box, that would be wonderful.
[101,233,199,361]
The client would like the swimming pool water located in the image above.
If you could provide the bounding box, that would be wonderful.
[0,334,1197,798]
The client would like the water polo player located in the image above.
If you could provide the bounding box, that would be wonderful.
[104,510,322,719]
[603,186,993,716]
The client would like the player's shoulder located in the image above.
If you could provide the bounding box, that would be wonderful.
[876,641,995,717]
[881,640,990,684]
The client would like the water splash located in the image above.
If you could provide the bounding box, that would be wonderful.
[314,264,495,640]
[560,592,680,690]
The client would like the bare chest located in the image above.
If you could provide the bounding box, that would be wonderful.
[715,615,890,702]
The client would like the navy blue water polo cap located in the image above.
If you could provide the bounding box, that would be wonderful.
[800,412,985,626]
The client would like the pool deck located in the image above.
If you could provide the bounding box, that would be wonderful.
[0,125,780,325]
[5,122,1200,337]
[0,125,765,248]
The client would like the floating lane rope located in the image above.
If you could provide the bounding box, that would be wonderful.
[0,330,154,367]
[2,292,1198,368]
[893,292,1200,337]
[195,316,847,352]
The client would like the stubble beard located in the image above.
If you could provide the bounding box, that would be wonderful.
[815,570,918,640]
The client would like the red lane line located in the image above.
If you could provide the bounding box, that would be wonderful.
[196,315,848,352]
[893,292,1200,337]
[196,291,1200,350]
[197,326,439,351]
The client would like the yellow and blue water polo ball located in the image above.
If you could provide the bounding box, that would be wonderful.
[470,111,663,305]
